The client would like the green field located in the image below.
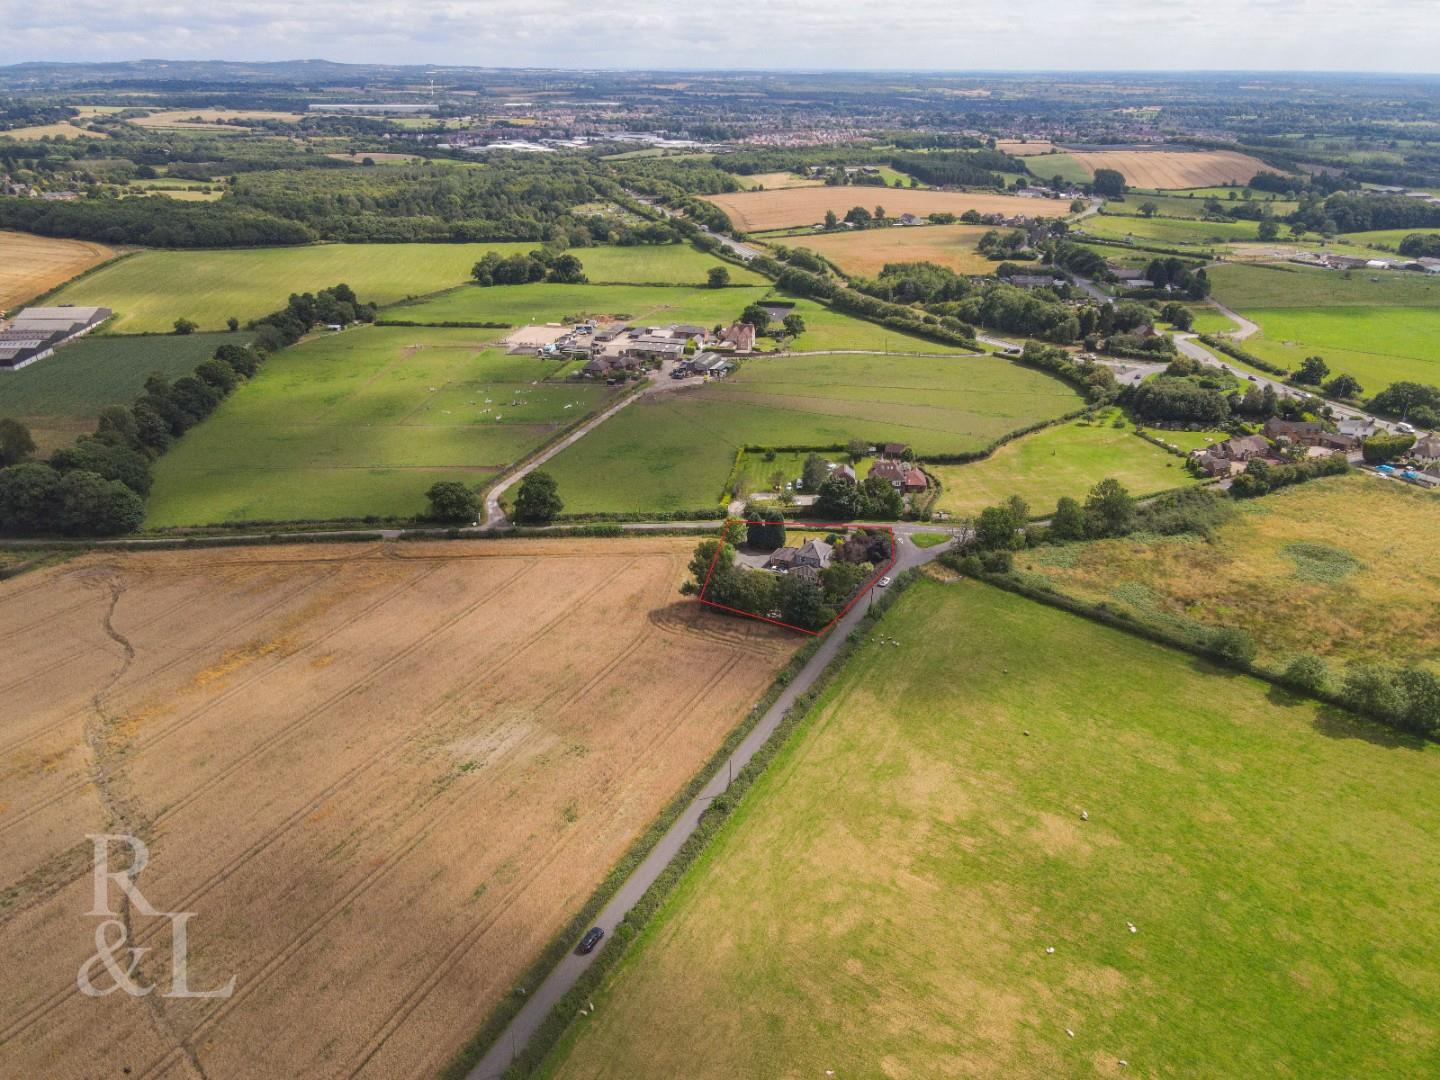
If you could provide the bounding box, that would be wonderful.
[0,331,251,452]
[764,295,981,354]
[382,282,768,330]
[1208,262,1440,308]
[46,243,529,333]
[541,578,1440,1080]
[1336,227,1440,251]
[541,353,1081,514]
[1031,152,1094,185]
[1238,305,1440,388]
[1015,471,1440,672]
[1107,193,1298,220]
[45,242,753,334]
[1081,213,1267,247]
[929,409,1199,519]
[144,326,616,526]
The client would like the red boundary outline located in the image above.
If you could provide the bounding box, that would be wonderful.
[697,519,898,635]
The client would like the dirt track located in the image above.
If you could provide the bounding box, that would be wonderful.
[0,538,796,1078]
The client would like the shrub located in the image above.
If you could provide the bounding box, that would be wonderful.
[1282,654,1330,696]
[1207,626,1258,667]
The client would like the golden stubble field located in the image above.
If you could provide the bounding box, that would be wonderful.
[702,188,1075,232]
[786,222,996,275]
[0,538,797,1078]
[1065,150,1272,189]
[0,231,118,312]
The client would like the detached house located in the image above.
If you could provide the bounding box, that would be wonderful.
[719,321,757,353]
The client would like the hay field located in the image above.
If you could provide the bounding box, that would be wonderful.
[0,231,117,312]
[702,189,1075,232]
[786,223,995,275]
[542,578,1440,1079]
[737,171,825,190]
[1014,472,1440,671]
[995,139,1058,156]
[1063,150,1272,189]
[130,109,305,129]
[0,122,107,140]
[0,537,797,1079]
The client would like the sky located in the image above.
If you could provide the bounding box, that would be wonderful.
[6,0,1440,74]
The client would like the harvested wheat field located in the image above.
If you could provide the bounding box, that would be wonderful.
[130,109,305,129]
[0,537,797,1079]
[1064,149,1272,189]
[0,231,117,311]
[703,188,1075,233]
[995,139,1059,156]
[789,222,995,275]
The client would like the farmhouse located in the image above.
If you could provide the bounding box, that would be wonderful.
[880,443,910,460]
[718,321,757,353]
[1214,434,1271,461]
[1263,417,1325,446]
[0,305,111,370]
[1411,434,1440,463]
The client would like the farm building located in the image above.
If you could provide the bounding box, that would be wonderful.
[718,322,757,353]
[0,305,111,370]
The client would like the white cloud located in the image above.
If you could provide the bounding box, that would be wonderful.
[6,0,1440,72]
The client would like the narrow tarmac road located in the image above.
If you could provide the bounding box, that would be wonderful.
[467,528,955,1079]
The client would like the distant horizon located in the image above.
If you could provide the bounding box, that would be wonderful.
[6,0,1439,77]
[6,58,1440,81]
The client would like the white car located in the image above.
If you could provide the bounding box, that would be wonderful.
[1397,422,1415,434]
[878,576,891,588]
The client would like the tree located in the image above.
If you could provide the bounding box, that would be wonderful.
[776,572,826,630]
[1361,433,1416,464]
[195,357,239,394]
[782,313,806,339]
[1282,654,1330,695]
[975,504,1022,550]
[226,317,240,332]
[545,253,586,284]
[0,418,36,467]
[745,508,786,550]
[52,470,144,536]
[1257,220,1280,242]
[1159,302,1193,331]
[1207,626,1258,667]
[859,476,903,520]
[1084,478,1135,538]
[706,265,730,289]
[1092,168,1126,198]
[1139,201,1159,218]
[0,462,61,533]
[1294,355,1330,386]
[1324,373,1363,400]
[823,209,839,229]
[846,437,867,463]
[512,470,563,524]
[685,537,736,594]
[1049,495,1086,540]
[801,453,830,493]
[173,317,198,335]
[426,481,477,523]
[815,474,862,520]
[50,440,152,496]
[739,303,772,334]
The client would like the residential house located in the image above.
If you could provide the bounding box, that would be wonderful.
[833,463,856,483]
[1338,418,1378,441]
[788,564,822,587]
[1214,434,1271,461]
[719,321,756,353]
[1191,450,1236,478]
[880,443,909,460]
[794,539,833,569]
[1263,417,1325,446]
[1009,274,1060,289]
[766,547,799,571]
[1411,433,1440,463]
[869,460,908,487]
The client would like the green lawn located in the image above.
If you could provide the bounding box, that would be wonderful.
[381,282,768,330]
[766,295,981,355]
[541,579,1440,1080]
[0,331,251,452]
[929,409,1198,519]
[560,244,767,286]
[46,243,537,333]
[144,326,617,526]
[542,353,1081,514]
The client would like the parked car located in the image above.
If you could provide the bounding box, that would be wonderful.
[576,927,605,955]
[1397,422,1416,434]
[878,576,891,588]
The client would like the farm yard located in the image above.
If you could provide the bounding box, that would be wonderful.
[1052,149,1274,189]
[539,578,1440,1080]
[539,352,1083,514]
[1014,472,1440,672]
[701,189,1077,233]
[0,537,799,1080]
[143,326,617,526]
[0,230,117,311]
[0,331,252,453]
[782,222,995,276]
[929,410,1199,519]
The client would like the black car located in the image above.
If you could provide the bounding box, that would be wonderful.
[576,926,605,955]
